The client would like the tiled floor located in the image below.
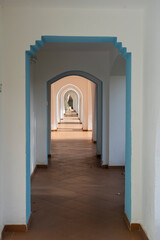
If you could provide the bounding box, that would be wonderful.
[3,130,144,240]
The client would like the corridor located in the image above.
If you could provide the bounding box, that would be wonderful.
[4,130,143,240]
[58,111,82,131]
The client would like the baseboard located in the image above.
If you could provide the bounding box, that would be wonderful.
[37,164,48,168]
[124,213,149,240]
[108,165,125,169]
[131,223,141,231]
[3,225,27,232]
[83,129,92,132]
[1,215,32,237]
[51,129,57,132]
[2,214,32,237]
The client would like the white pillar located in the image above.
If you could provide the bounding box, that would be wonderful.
[96,83,102,156]
[91,83,96,142]
[51,84,54,130]
[47,85,51,155]
[30,63,37,173]
[82,81,88,130]
[102,77,109,165]
[88,81,92,130]
[0,57,3,236]
[51,85,57,130]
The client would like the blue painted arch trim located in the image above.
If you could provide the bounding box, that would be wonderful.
[26,36,131,223]
[47,70,103,85]
[27,36,128,58]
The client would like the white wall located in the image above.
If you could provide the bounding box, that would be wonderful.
[87,81,93,130]
[142,1,160,239]
[1,4,144,231]
[0,5,4,238]
[109,76,126,166]
[30,62,36,174]
[91,83,96,142]
[102,61,110,163]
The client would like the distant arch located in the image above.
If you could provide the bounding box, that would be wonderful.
[63,90,78,114]
[56,83,83,125]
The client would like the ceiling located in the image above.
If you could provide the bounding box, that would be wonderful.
[0,0,147,9]
[40,42,115,52]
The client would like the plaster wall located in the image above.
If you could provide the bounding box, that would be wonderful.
[91,82,96,142]
[142,1,160,239]
[109,76,126,166]
[102,65,110,164]
[30,63,36,174]
[88,81,93,130]
[51,84,54,128]
[0,6,4,238]
[1,5,143,229]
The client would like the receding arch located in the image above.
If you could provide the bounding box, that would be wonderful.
[47,71,102,159]
[62,90,79,119]
[47,70,103,85]
[60,87,81,122]
[56,83,83,126]
[63,90,78,113]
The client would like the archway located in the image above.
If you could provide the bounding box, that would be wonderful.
[47,71,102,159]
[66,94,73,110]
[26,36,131,225]
[64,90,77,113]
[56,83,83,126]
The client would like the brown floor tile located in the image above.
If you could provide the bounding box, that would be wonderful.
[4,129,143,240]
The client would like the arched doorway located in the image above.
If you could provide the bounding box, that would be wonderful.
[63,91,79,116]
[47,71,102,160]
[26,36,131,225]
[56,84,83,126]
